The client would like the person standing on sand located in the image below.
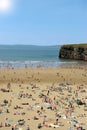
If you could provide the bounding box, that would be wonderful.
[55,113,60,125]
[0,122,3,128]
[26,125,30,130]
[12,126,14,130]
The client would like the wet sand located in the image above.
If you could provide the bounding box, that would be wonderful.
[0,67,87,130]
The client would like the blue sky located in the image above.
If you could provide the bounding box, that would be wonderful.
[0,0,87,45]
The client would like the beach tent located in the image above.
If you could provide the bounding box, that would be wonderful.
[77,99,83,105]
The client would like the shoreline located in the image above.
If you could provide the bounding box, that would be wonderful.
[0,60,87,69]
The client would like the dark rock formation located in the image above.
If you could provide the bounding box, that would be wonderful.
[59,44,87,61]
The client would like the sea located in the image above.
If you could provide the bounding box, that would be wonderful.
[0,45,86,69]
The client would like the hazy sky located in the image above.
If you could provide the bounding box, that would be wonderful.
[0,0,87,45]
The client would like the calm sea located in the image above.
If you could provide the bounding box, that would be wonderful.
[0,45,86,69]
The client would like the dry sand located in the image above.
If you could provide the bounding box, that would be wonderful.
[0,67,87,130]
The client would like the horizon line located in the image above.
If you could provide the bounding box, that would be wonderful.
[0,43,86,46]
[0,44,61,46]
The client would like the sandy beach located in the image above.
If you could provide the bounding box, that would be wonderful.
[0,67,87,130]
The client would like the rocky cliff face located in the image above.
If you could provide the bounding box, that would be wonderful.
[59,44,87,61]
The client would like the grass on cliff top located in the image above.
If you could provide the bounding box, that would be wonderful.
[62,43,87,48]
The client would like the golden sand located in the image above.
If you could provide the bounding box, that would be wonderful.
[0,67,87,130]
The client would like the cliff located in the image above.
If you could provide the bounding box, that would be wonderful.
[59,44,87,61]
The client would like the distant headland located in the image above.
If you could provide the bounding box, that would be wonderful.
[59,44,87,61]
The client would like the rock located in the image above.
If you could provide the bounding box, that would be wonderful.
[59,44,87,61]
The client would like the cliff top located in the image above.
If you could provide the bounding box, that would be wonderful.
[62,43,87,49]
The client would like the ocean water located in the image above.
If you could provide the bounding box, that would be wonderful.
[0,45,86,69]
